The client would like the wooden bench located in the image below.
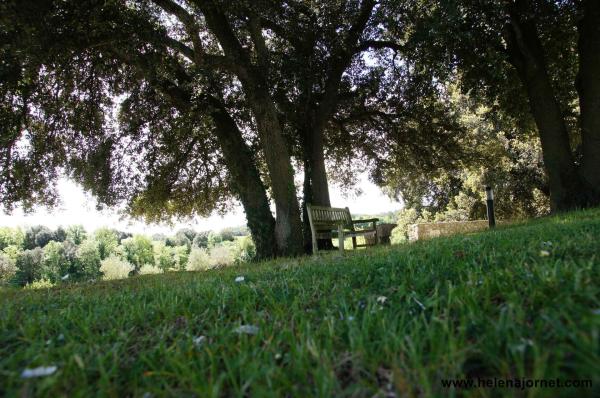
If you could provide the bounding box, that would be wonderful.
[306,204,379,254]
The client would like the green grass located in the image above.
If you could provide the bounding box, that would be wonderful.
[1,209,599,397]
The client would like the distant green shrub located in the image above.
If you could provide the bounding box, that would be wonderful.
[66,225,87,245]
[0,253,16,284]
[53,226,67,242]
[172,245,189,271]
[166,231,191,248]
[186,247,211,271]
[192,231,209,248]
[209,245,234,267]
[207,231,222,247]
[93,228,119,260]
[391,208,434,244]
[121,235,154,271]
[100,255,134,280]
[153,241,175,271]
[74,240,101,280]
[0,227,24,250]
[234,236,256,263]
[14,248,44,285]
[2,245,22,262]
[24,278,54,290]
[42,241,69,282]
[23,225,55,249]
[219,229,235,242]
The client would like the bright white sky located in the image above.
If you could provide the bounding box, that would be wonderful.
[0,173,402,234]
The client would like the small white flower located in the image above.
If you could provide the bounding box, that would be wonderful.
[539,250,551,257]
[376,296,388,304]
[193,335,207,347]
[234,325,259,335]
[235,276,245,283]
[21,366,58,379]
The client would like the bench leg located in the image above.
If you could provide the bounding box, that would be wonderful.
[338,225,344,253]
[373,221,378,246]
[311,230,318,255]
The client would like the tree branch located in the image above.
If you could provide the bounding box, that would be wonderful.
[354,40,405,54]
[193,1,249,65]
[248,13,270,71]
[314,0,377,131]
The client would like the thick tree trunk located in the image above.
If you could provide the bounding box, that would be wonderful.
[248,91,304,256]
[504,8,587,211]
[301,119,333,252]
[207,97,277,260]
[199,4,304,256]
[577,0,600,204]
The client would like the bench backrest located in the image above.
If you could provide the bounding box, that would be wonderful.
[306,204,353,231]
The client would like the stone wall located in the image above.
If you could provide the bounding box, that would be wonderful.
[408,220,491,241]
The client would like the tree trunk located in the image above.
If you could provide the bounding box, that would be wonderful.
[248,89,304,256]
[198,4,304,256]
[577,0,600,204]
[301,119,333,253]
[207,97,277,260]
[504,8,586,211]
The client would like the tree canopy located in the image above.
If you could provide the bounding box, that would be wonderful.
[1,0,599,258]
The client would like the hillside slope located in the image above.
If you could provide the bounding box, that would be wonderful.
[1,209,599,397]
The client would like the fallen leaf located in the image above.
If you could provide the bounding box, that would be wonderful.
[193,335,207,347]
[234,325,259,335]
[21,366,57,379]
[73,354,84,369]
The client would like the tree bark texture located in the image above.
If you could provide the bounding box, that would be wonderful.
[247,91,304,256]
[301,117,333,252]
[200,3,305,256]
[504,5,587,211]
[577,0,600,203]
[207,97,277,260]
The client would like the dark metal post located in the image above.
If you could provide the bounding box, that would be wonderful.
[485,186,496,228]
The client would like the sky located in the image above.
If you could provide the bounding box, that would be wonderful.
[0,173,403,234]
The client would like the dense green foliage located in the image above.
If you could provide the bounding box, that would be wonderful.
[385,0,600,210]
[0,225,256,287]
[0,209,598,396]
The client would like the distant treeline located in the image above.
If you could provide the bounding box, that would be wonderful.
[0,225,254,288]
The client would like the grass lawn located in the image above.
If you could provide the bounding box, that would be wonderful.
[1,209,599,397]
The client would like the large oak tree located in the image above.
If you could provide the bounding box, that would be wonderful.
[395,0,600,211]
